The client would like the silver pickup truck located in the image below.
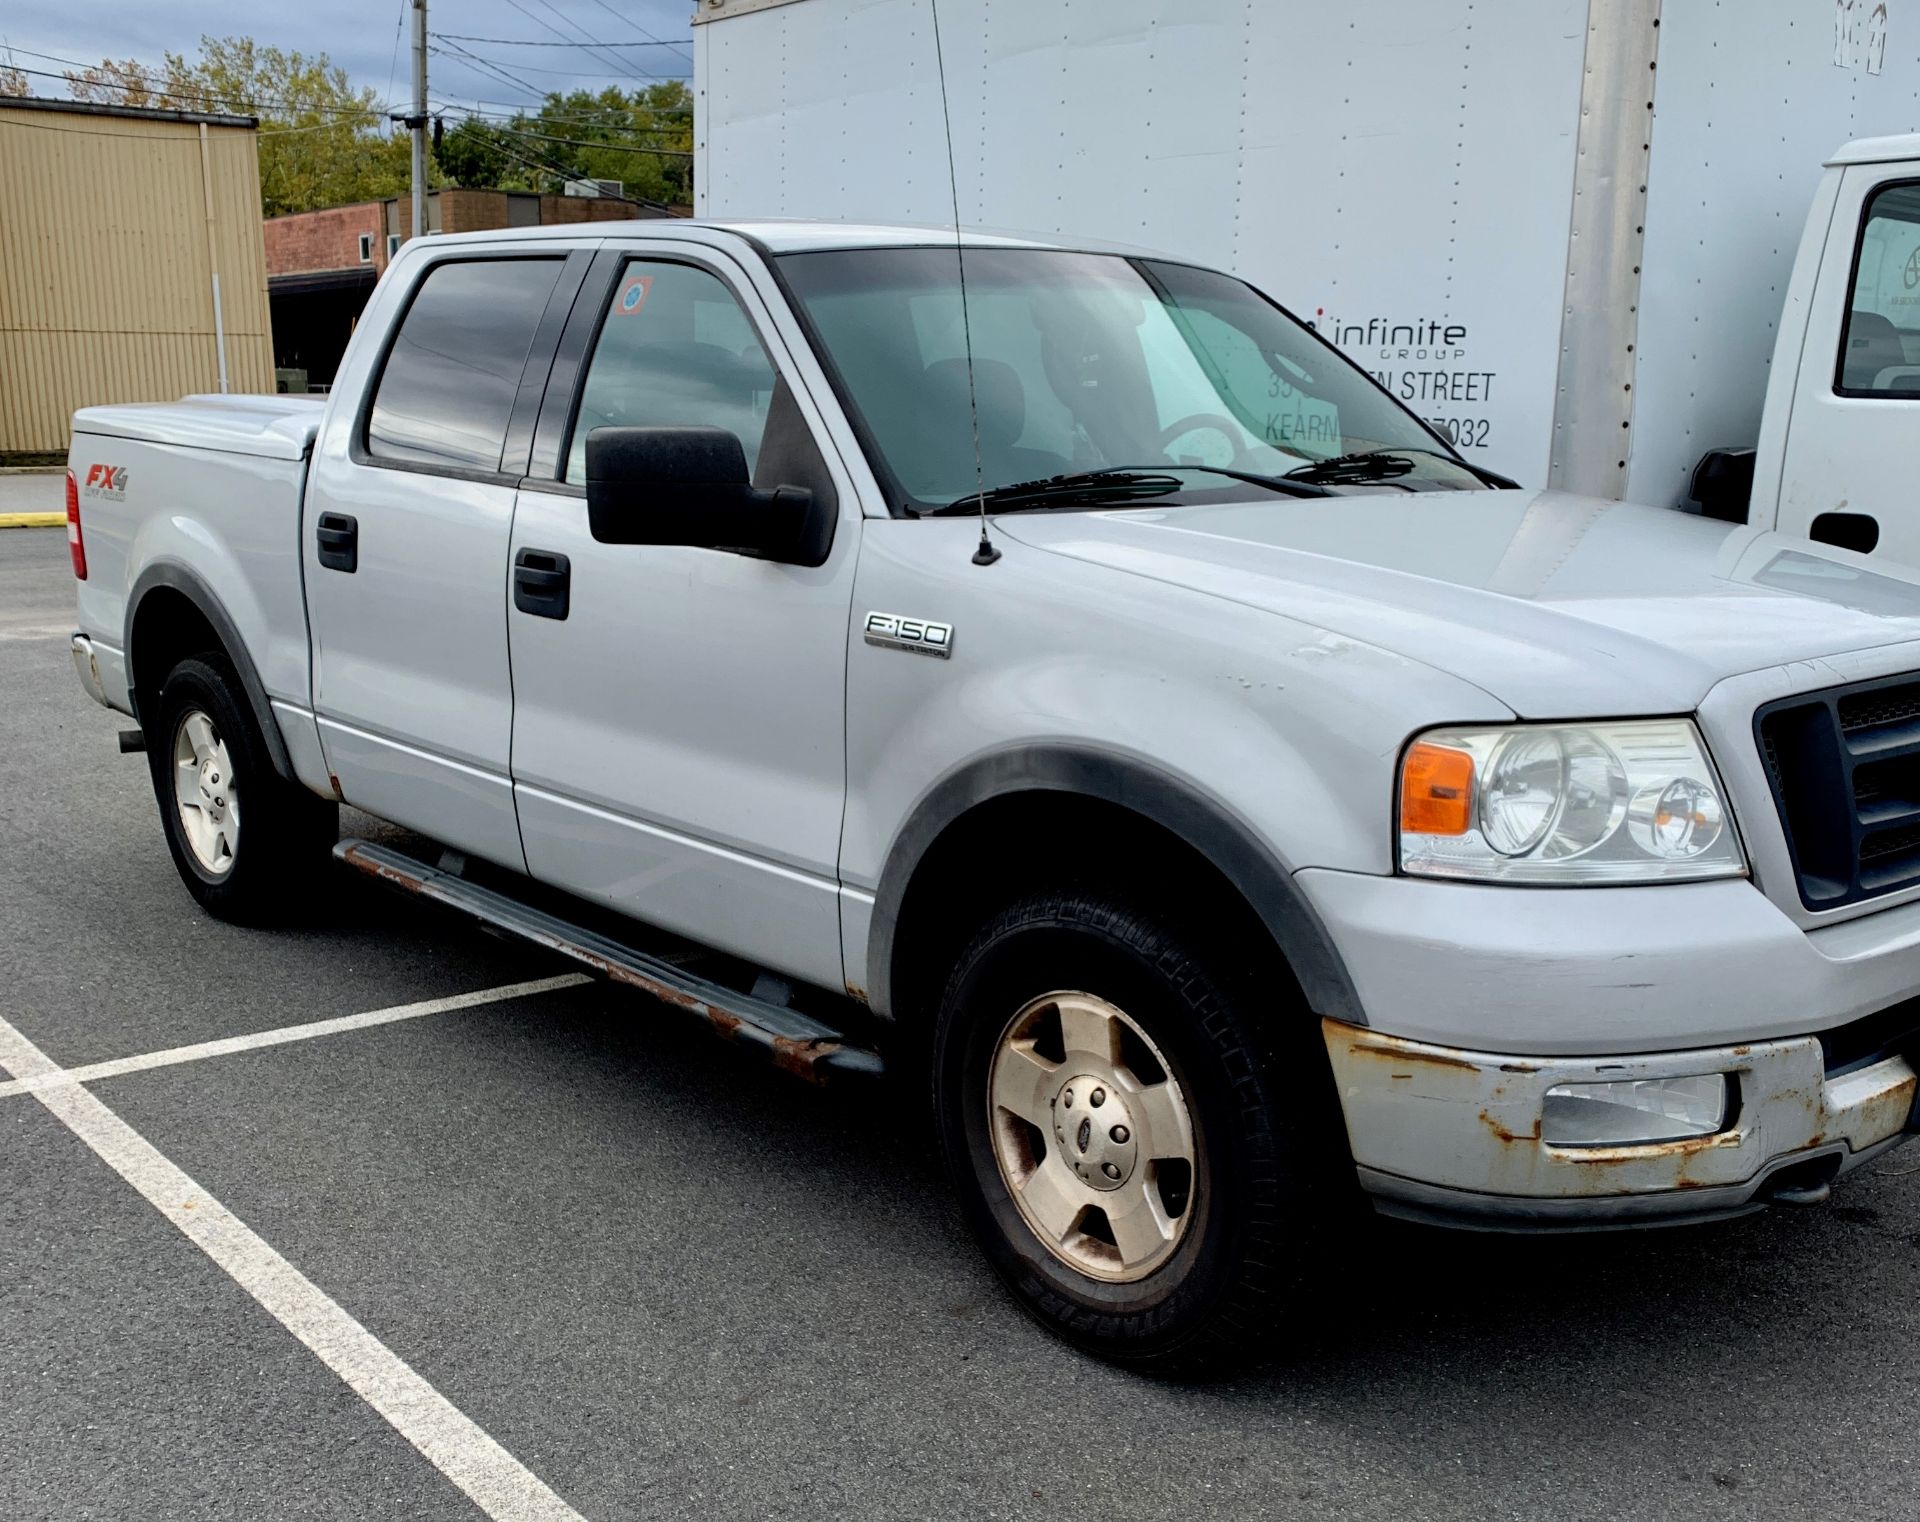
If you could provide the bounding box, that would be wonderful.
[65,220,1920,1370]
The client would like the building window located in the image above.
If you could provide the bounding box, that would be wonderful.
[387,233,403,259]
[358,233,374,264]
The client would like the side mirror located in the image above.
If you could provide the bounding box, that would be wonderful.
[585,425,815,561]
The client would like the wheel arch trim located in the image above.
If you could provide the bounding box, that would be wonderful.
[866,743,1366,1027]
[125,560,297,782]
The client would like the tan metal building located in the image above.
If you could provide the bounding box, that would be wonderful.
[0,97,274,459]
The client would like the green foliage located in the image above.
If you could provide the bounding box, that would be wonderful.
[434,82,693,208]
[61,35,695,215]
[64,36,426,216]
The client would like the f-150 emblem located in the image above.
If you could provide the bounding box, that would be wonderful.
[864,611,953,658]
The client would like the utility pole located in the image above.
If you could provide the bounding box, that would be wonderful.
[410,0,428,241]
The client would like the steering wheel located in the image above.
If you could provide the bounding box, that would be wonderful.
[1156,412,1252,471]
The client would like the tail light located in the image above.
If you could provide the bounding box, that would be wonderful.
[66,468,86,580]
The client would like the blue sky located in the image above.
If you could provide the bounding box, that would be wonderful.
[1,0,694,117]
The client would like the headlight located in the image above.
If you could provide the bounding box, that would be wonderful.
[1398,720,1746,884]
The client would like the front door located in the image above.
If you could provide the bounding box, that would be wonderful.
[1774,168,1920,566]
[506,247,862,992]
[305,250,585,870]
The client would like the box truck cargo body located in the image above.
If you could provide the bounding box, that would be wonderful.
[693,0,1920,508]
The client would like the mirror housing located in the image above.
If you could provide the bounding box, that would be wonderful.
[585,425,818,562]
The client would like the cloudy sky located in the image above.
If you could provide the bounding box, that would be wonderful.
[1,0,694,115]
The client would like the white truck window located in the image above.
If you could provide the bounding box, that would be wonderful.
[365,258,565,472]
[564,261,778,484]
[1838,180,1920,396]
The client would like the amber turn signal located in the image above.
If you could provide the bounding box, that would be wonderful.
[1400,741,1474,836]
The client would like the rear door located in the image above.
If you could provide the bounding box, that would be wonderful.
[304,247,589,869]
[504,243,863,991]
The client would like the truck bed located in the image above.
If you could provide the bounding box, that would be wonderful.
[68,393,324,727]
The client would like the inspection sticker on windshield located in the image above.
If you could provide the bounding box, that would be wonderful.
[616,274,653,316]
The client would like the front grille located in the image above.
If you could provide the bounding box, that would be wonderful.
[1757,672,1920,909]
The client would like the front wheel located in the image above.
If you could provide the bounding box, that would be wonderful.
[148,654,337,923]
[933,888,1351,1372]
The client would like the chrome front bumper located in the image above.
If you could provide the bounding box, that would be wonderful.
[1325,1018,1919,1229]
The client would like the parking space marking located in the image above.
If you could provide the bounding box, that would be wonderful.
[0,1011,589,1522]
[0,973,592,1100]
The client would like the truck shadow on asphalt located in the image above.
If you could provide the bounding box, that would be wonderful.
[269,852,1920,1430]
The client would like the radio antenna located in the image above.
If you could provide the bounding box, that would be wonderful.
[927,0,999,566]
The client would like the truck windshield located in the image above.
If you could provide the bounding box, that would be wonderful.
[775,246,1484,512]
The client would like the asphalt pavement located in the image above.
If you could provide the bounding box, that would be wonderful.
[5,521,1920,1521]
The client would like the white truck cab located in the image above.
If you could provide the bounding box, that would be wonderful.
[63,219,1920,1371]
[1734,135,1920,566]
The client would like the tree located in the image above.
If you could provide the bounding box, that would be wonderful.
[64,36,421,216]
[0,64,27,97]
[435,81,694,208]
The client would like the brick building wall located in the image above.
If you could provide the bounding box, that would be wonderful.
[265,189,662,280]
[262,200,387,278]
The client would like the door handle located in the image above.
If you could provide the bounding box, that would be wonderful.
[513,548,571,620]
[315,512,358,573]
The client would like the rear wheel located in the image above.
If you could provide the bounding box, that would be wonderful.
[933,888,1352,1372]
[148,654,337,922]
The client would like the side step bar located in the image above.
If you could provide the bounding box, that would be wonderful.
[335,840,885,1084]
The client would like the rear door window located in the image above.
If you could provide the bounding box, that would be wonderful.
[1838,180,1920,395]
[367,258,565,471]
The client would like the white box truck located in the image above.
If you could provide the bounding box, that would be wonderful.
[692,0,1920,555]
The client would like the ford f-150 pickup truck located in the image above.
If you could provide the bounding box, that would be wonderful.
[65,221,1920,1370]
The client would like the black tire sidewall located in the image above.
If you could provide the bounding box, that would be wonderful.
[148,656,287,915]
[934,897,1282,1365]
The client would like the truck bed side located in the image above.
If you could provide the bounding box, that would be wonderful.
[69,394,324,780]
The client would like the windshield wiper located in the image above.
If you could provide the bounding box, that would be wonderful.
[924,465,1333,515]
[1283,445,1518,489]
[923,470,1188,515]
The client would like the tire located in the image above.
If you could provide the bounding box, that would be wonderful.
[146,653,338,924]
[932,887,1354,1373]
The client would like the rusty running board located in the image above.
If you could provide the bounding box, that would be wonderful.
[335,840,885,1084]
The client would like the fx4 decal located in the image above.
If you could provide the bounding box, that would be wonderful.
[81,464,129,500]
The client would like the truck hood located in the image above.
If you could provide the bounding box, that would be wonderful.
[1000,489,1920,716]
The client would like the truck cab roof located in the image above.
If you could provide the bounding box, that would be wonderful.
[399,217,1172,259]
[1829,131,1920,166]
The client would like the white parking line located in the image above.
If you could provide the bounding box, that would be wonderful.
[0,974,591,1100]
[0,1011,589,1522]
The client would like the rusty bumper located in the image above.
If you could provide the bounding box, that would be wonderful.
[1325,1018,1919,1229]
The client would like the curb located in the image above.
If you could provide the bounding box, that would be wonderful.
[0,513,65,529]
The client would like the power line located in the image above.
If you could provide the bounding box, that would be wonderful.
[433,100,692,147]
[579,0,694,65]
[4,49,389,123]
[490,120,692,158]
[430,94,694,122]
[429,39,547,102]
[482,129,682,211]
[504,0,666,84]
[382,0,409,110]
[431,32,691,48]
[428,44,687,79]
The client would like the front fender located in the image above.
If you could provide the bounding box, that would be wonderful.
[865,741,1367,1026]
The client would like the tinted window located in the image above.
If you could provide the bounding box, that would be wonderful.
[564,261,778,484]
[1839,181,1920,395]
[367,258,563,471]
